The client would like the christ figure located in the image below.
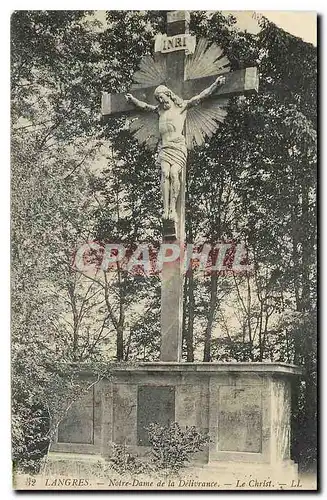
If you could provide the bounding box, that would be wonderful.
[125,75,225,222]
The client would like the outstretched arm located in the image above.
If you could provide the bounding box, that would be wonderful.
[185,75,226,109]
[125,93,157,112]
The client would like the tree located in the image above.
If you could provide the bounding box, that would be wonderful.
[11,10,107,470]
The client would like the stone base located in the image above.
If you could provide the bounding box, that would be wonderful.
[50,362,301,486]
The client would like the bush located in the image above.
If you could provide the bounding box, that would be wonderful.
[107,443,147,475]
[147,422,210,472]
[106,424,210,476]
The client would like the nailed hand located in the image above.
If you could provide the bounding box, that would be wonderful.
[216,75,226,85]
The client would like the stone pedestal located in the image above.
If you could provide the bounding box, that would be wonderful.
[49,362,301,484]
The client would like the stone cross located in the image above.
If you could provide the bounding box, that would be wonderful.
[102,11,259,362]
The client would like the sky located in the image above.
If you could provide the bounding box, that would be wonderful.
[95,10,317,46]
[231,11,317,45]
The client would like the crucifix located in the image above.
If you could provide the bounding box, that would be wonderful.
[102,11,259,362]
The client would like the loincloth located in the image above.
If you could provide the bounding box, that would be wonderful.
[156,138,187,170]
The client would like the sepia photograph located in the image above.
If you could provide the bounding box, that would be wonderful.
[11,9,317,491]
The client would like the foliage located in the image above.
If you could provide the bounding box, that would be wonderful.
[106,423,210,476]
[107,444,148,475]
[12,362,110,473]
[147,422,210,472]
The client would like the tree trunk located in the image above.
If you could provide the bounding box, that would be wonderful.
[116,266,125,361]
[203,273,218,361]
[67,282,79,361]
[124,328,132,361]
[116,324,124,361]
[186,268,195,361]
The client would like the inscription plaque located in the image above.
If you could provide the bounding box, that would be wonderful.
[218,386,262,453]
[137,386,175,446]
[58,388,94,444]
